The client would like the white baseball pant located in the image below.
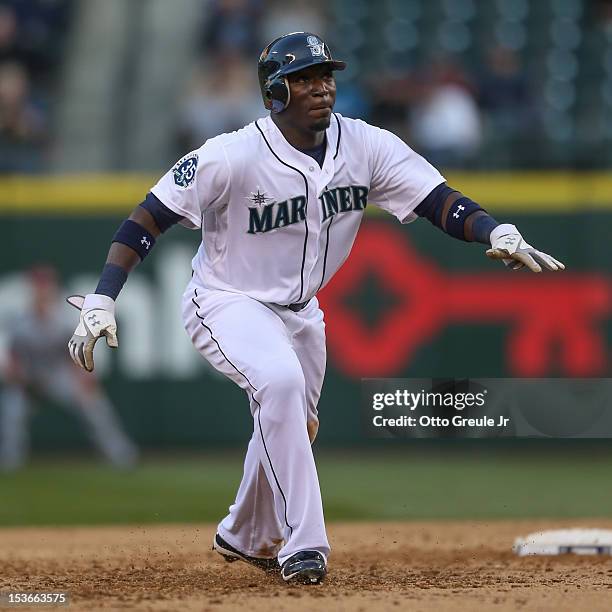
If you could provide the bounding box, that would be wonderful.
[182,279,329,565]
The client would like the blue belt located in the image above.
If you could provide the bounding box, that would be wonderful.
[287,299,311,312]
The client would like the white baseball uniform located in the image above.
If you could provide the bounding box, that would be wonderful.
[150,113,444,564]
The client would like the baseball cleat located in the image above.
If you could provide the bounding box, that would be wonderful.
[212,533,280,573]
[281,550,327,584]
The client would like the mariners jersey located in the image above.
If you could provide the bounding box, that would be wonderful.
[151,114,445,305]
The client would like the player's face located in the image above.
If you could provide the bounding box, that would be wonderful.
[285,64,336,133]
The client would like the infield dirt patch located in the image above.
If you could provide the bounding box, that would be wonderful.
[1,520,611,611]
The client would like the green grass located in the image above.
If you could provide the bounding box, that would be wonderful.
[1,449,612,526]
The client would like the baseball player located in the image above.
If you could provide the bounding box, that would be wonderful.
[0,265,137,471]
[67,33,564,584]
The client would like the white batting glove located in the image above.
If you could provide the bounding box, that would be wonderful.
[486,224,565,273]
[67,294,118,372]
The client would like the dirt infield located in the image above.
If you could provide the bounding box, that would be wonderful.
[1,520,611,611]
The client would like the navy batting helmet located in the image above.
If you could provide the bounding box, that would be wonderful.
[258,32,346,113]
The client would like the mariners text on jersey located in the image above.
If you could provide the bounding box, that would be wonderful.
[247,186,369,235]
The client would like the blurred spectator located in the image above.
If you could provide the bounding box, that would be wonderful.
[201,0,263,57]
[261,0,327,47]
[177,52,263,151]
[0,61,48,172]
[1,1,71,85]
[0,4,23,65]
[410,56,482,167]
[477,46,535,142]
[0,266,138,471]
[368,70,422,141]
[333,80,370,120]
[0,1,72,172]
[596,0,612,25]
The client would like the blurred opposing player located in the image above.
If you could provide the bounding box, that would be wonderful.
[67,32,564,584]
[0,265,137,470]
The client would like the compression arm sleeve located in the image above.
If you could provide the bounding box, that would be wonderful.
[414,183,500,244]
[139,192,184,232]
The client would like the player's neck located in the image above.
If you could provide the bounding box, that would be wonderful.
[271,114,326,150]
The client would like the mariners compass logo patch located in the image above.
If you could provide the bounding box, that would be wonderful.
[246,187,273,208]
[173,154,198,188]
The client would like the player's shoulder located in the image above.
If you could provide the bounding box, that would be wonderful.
[333,114,394,154]
[333,113,387,144]
[182,120,266,172]
[164,121,265,189]
[333,113,379,134]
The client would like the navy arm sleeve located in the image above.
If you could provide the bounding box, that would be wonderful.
[139,192,184,233]
[414,183,499,244]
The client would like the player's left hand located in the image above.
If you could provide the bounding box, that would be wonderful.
[67,294,118,372]
[486,223,565,273]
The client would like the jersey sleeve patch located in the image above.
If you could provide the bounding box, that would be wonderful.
[172,154,199,188]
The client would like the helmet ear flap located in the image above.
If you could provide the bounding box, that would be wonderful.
[266,76,290,113]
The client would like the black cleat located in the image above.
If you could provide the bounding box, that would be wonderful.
[212,533,280,573]
[281,550,327,584]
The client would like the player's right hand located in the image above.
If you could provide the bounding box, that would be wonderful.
[67,294,118,372]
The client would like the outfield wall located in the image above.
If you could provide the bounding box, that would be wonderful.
[2,173,611,448]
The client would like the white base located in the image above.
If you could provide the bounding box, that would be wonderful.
[514,528,612,556]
